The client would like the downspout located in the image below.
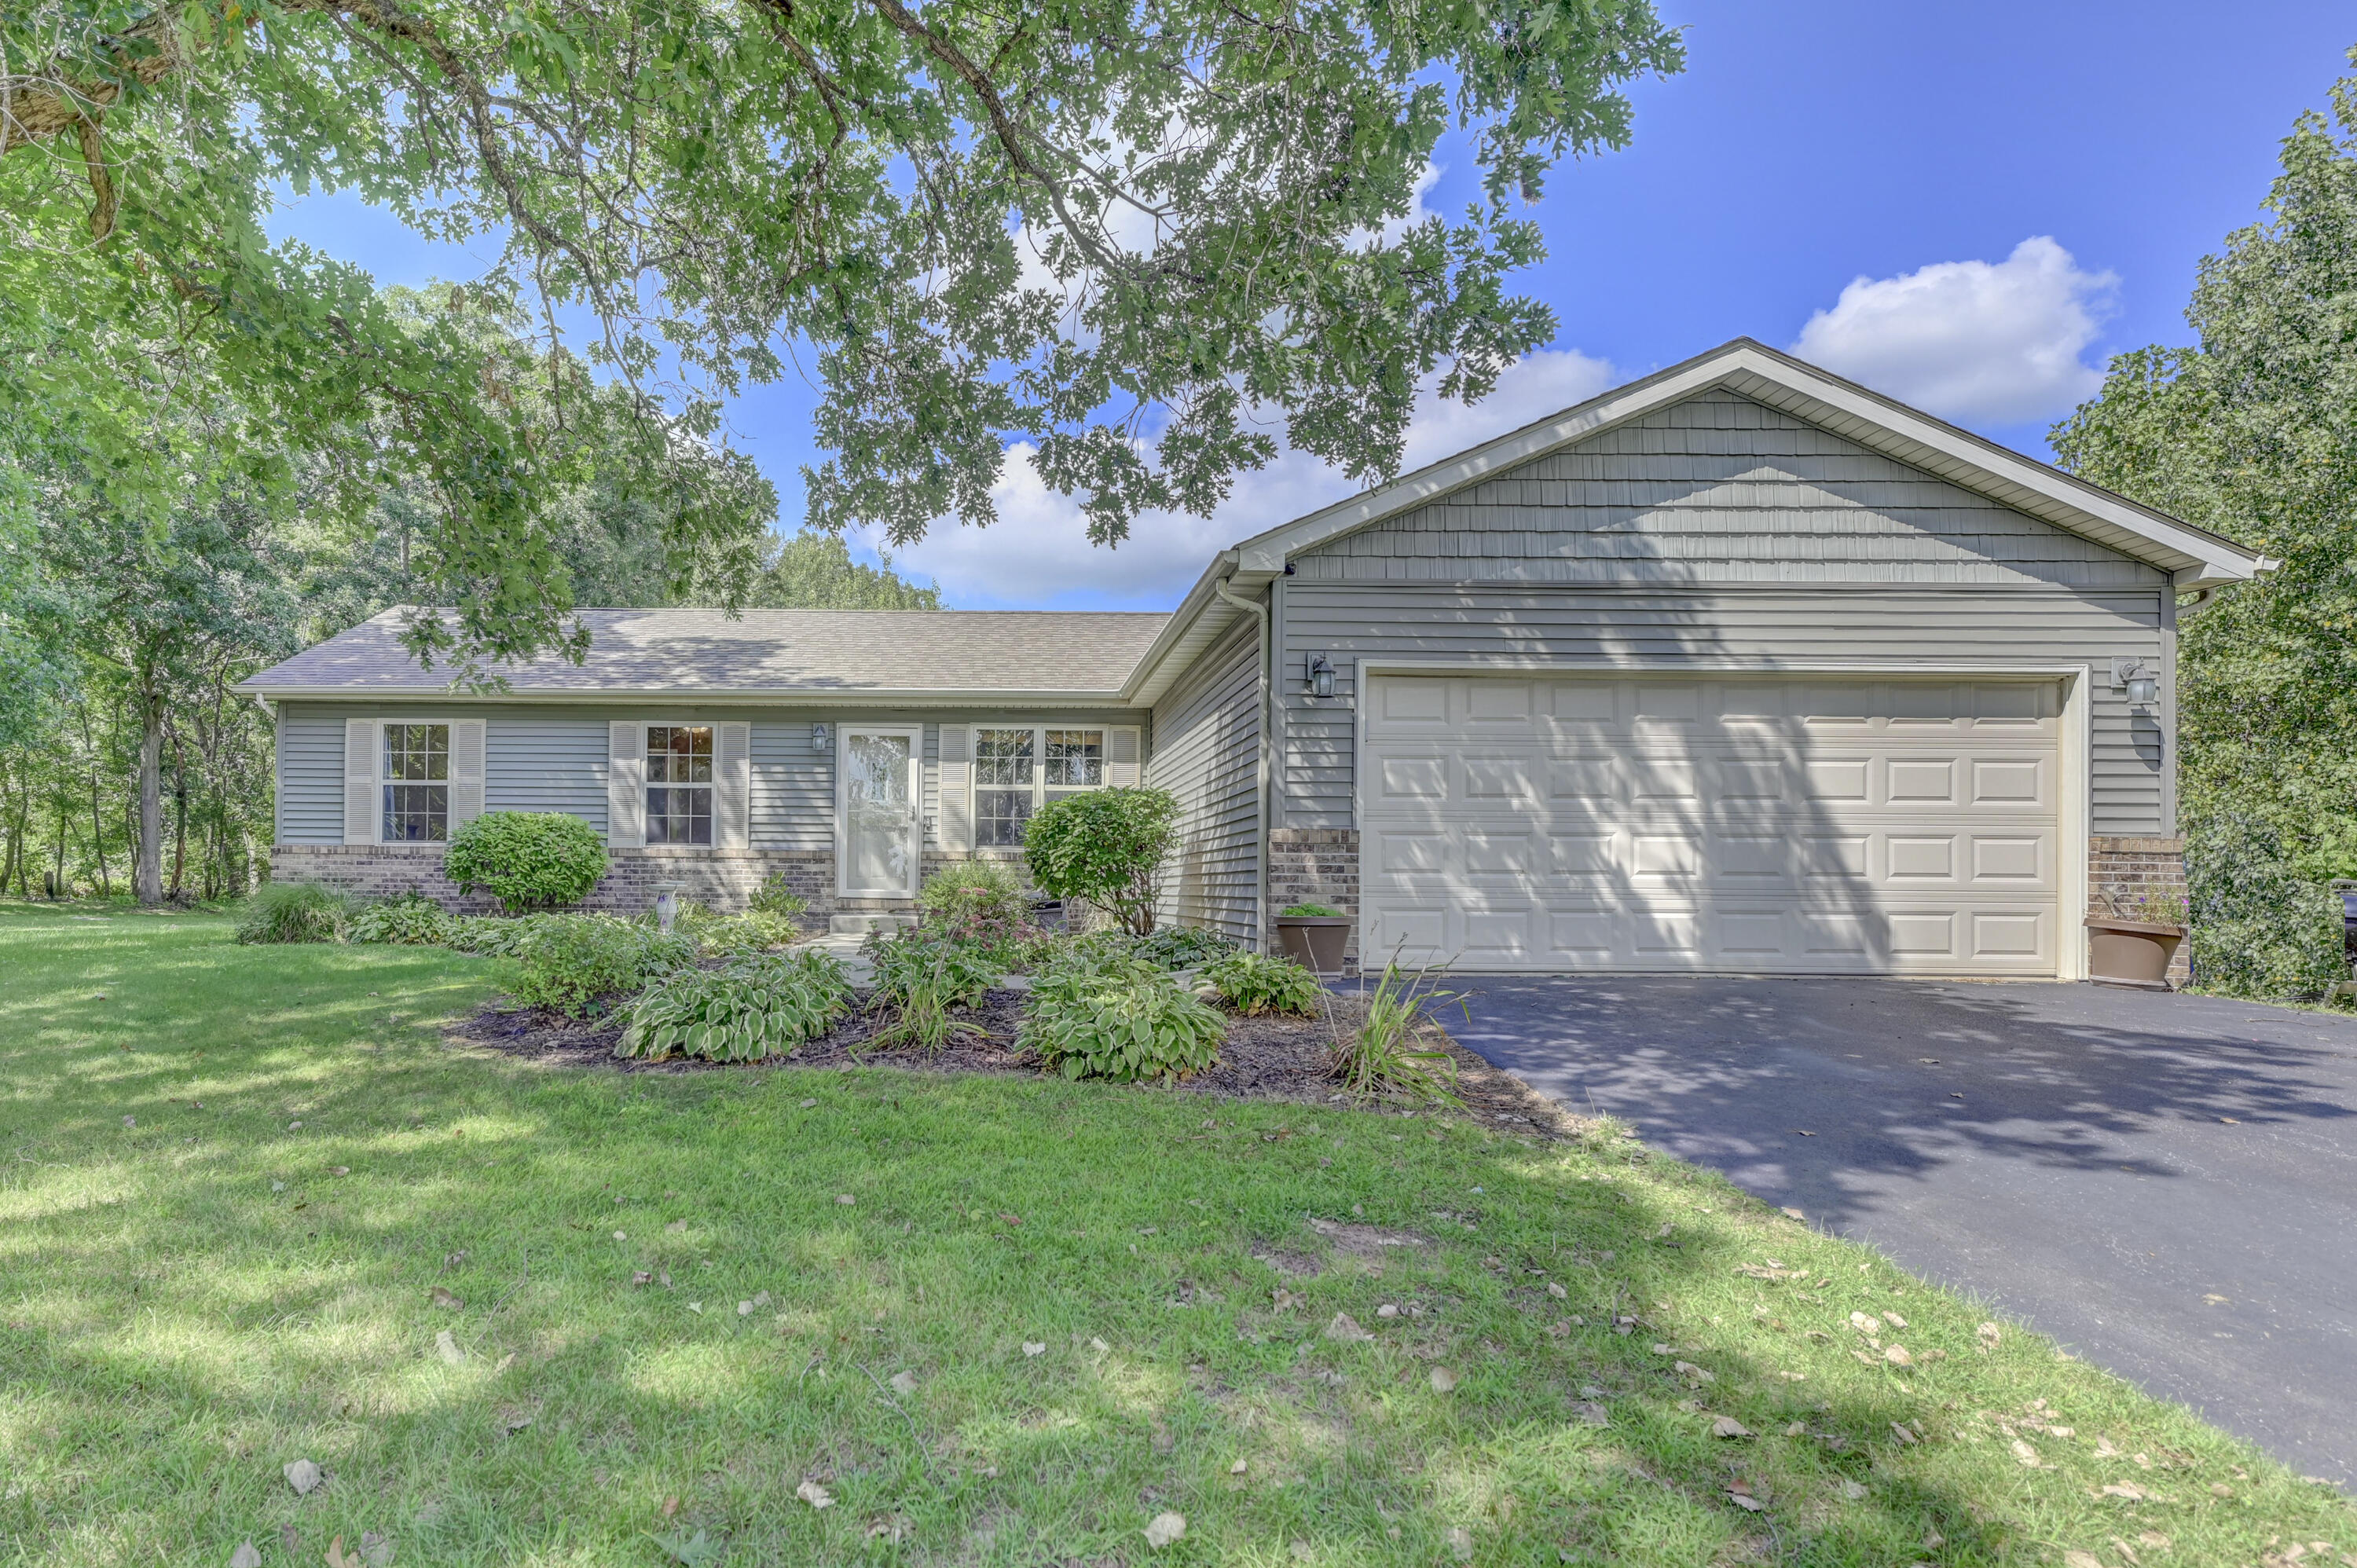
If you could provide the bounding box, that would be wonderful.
[1213,572,1272,952]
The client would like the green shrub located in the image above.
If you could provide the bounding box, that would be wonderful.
[694,910,803,958]
[1202,951,1321,1016]
[918,859,1042,965]
[447,914,549,958]
[616,951,852,1062]
[2186,816,2347,1000]
[1132,925,1235,971]
[746,872,809,921]
[445,811,610,913]
[1281,903,1343,918]
[1329,963,1462,1103]
[234,882,356,944]
[1023,786,1179,937]
[345,892,455,946]
[1022,949,1224,1083]
[863,929,1003,1051]
[506,913,697,1017]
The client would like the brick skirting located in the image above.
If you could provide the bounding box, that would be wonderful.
[2087,834,2191,984]
[270,844,837,917]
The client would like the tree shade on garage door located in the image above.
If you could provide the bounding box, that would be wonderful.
[1359,674,2062,975]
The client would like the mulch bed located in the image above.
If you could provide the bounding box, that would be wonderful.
[447,987,1589,1138]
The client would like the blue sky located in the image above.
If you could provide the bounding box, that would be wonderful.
[268,1,2356,611]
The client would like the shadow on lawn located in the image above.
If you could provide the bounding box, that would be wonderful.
[2,924,2344,1564]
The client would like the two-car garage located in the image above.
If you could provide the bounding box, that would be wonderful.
[1358,672,2072,976]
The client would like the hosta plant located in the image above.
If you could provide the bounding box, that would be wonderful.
[1022,951,1225,1083]
[446,915,550,958]
[617,951,853,1062]
[1201,951,1322,1017]
[1330,962,1463,1104]
[345,893,455,947]
[1132,925,1237,970]
[863,930,1003,1051]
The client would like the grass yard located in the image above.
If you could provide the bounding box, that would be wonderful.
[2,907,2351,1567]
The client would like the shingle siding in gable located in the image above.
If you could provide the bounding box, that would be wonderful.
[1291,390,2165,590]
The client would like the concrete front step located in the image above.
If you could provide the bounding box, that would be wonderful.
[828,912,918,937]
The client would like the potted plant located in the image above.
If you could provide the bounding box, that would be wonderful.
[2085,885,2189,991]
[1274,902,1352,975]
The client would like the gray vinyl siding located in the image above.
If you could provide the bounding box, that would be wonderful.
[1292,391,2168,592]
[277,713,346,844]
[271,701,1143,855]
[1147,614,1262,944]
[1277,586,2168,835]
[486,717,610,836]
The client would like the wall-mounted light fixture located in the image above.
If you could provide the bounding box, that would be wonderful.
[1306,653,1335,699]
[812,721,834,748]
[2110,658,2160,707]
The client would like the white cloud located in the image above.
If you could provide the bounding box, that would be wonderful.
[1791,236,2117,426]
[868,347,1617,609]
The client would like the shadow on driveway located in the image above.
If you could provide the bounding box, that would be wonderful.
[1446,976,2357,1487]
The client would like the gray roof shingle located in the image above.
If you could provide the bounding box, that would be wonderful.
[238,608,1170,699]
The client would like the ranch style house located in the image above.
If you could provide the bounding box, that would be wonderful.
[239,340,2268,978]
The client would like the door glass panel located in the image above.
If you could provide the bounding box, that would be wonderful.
[844,732,915,892]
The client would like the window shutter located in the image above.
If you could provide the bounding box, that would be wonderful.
[449,719,487,830]
[1109,726,1142,788]
[343,718,378,844]
[607,721,646,848]
[937,724,972,852]
[715,722,751,849]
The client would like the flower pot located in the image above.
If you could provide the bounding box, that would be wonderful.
[2085,918,2184,991]
[1275,915,1352,975]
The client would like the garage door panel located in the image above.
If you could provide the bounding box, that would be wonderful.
[1362,673,2060,976]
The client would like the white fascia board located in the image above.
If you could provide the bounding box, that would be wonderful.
[1228,339,2268,588]
[1120,552,1281,708]
[236,685,1145,708]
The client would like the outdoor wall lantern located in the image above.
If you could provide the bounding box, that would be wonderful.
[1307,654,1335,699]
[811,722,833,747]
[2111,658,2160,707]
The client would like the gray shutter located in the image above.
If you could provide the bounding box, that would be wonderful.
[606,721,645,848]
[1109,726,1142,788]
[343,718,378,844]
[938,723,972,852]
[715,721,750,849]
[449,719,487,830]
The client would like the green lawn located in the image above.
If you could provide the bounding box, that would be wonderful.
[2,907,2349,1566]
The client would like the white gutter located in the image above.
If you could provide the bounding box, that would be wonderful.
[235,686,1146,708]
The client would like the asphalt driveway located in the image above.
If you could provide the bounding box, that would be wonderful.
[1447,976,2357,1486]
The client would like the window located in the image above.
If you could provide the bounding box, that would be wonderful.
[646,725,713,845]
[973,725,1107,845]
[974,727,1036,847]
[382,724,450,842]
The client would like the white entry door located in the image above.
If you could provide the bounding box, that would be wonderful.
[839,727,921,897]
[1360,674,2063,976]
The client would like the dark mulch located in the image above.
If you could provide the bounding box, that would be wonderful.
[447,987,1588,1138]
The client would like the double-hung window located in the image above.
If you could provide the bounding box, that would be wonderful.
[646,725,713,845]
[972,725,1106,846]
[382,724,450,842]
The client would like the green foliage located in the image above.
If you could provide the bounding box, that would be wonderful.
[1022,950,1225,1083]
[1024,787,1180,937]
[446,915,552,958]
[1331,964,1463,1103]
[1281,903,1345,918]
[1202,951,1323,1017]
[1131,925,1237,970]
[863,929,1003,1051]
[616,951,852,1063]
[345,893,456,947]
[2184,818,2347,1001]
[746,874,810,921]
[2051,52,2357,957]
[445,812,610,913]
[681,908,801,960]
[917,859,1042,963]
[232,882,355,945]
[506,914,697,1017]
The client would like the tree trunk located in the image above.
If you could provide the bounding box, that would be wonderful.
[135,687,164,905]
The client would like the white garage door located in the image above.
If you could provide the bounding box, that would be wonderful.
[1360,674,2062,975]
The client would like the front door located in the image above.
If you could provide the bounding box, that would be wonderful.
[839,727,921,898]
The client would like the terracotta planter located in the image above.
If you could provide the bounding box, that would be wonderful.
[1275,915,1352,975]
[2085,918,2185,991]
